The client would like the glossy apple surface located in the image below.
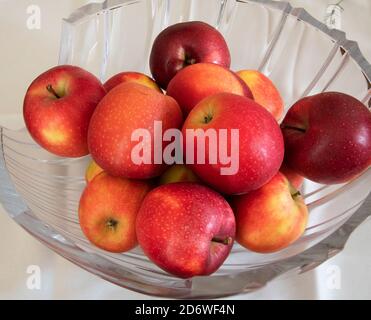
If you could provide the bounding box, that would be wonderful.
[150,21,231,89]
[79,173,151,253]
[136,183,235,278]
[88,82,183,179]
[281,92,371,184]
[182,93,284,195]
[233,172,308,253]
[24,65,106,157]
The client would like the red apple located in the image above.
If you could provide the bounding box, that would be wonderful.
[23,65,106,157]
[167,63,253,115]
[159,164,200,185]
[88,82,183,179]
[104,71,161,93]
[150,21,231,89]
[136,183,235,278]
[79,173,151,253]
[237,70,284,121]
[182,93,284,195]
[233,172,308,253]
[281,92,371,184]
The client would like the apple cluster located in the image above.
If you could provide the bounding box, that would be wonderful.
[23,21,371,279]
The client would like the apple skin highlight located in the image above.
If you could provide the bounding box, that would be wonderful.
[23,65,106,157]
[136,183,236,278]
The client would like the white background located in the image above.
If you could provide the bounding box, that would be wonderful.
[0,0,370,299]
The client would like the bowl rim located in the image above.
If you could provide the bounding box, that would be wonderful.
[60,0,371,83]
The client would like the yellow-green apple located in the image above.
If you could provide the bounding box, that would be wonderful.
[104,71,161,93]
[167,63,253,115]
[150,21,231,89]
[237,70,284,120]
[159,164,199,185]
[136,183,235,278]
[79,173,151,252]
[281,92,371,184]
[182,93,284,195]
[280,162,304,190]
[88,82,183,179]
[233,172,308,253]
[85,160,104,183]
[23,65,106,157]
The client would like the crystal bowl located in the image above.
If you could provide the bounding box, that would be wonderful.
[0,0,370,299]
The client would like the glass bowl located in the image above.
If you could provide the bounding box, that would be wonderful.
[0,0,370,299]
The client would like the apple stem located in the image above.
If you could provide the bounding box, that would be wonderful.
[106,218,118,230]
[212,236,233,245]
[184,53,196,66]
[281,125,306,133]
[186,57,196,65]
[46,84,61,99]
[292,191,301,198]
[203,114,213,124]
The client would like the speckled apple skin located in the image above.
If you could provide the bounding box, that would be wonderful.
[79,173,151,253]
[233,172,308,253]
[281,92,371,184]
[136,183,236,278]
[182,93,284,195]
[88,82,183,179]
[23,65,106,157]
[150,21,231,89]
[167,63,253,115]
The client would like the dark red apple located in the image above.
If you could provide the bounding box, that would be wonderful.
[150,21,231,89]
[23,65,106,157]
[281,92,371,184]
[136,183,236,278]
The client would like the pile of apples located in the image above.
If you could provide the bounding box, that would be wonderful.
[23,21,371,279]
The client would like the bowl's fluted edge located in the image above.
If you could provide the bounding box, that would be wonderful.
[60,0,371,82]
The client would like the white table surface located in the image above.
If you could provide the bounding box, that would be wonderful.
[0,0,370,299]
